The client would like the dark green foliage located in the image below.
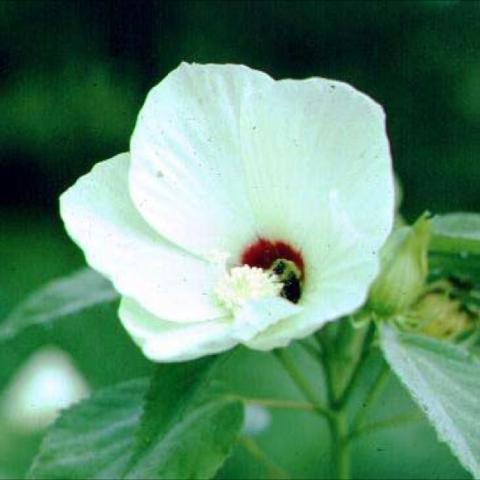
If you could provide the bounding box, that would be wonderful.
[28,358,244,480]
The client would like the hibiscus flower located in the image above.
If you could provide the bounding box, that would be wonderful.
[60,63,394,362]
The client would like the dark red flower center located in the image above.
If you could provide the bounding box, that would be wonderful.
[240,238,305,303]
[240,238,305,275]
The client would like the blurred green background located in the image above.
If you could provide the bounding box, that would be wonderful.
[0,1,478,478]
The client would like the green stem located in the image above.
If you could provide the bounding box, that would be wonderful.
[317,330,351,479]
[335,323,374,408]
[315,332,335,406]
[238,435,290,479]
[242,397,317,412]
[350,362,390,433]
[274,349,333,421]
[317,322,373,479]
[349,411,423,440]
[298,338,324,362]
[276,323,388,480]
[328,410,350,480]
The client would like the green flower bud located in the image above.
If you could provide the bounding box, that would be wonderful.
[369,215,431,316]
[412,291,475,341]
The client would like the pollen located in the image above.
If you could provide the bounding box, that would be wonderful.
[215,265,282,312]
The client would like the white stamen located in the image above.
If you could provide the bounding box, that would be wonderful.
[215,265,282,312]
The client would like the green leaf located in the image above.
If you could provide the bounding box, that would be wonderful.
[429,214,480,282]
[431,213,480,255]
[380,325,480,478]
[28,378,148,479]
[429,251,480,281]
[124,356,244,479]
[28,357,243,480]
[0,268,119,342]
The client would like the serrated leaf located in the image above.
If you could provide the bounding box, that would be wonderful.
[28,357,243,480]
[0,268,119,342]
[28,378,148,479]
[431,213,480,255]
[124,356,244,480]
[380,325,480,478]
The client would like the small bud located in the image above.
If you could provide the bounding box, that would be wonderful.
[369,215,431,316]
[412,291,475,341]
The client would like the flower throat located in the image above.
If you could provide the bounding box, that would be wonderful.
[241,239,304,303]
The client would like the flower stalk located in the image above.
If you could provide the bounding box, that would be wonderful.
[319,323,374,480]
[328,410,351,480]
[275,343,352,479]
[350,362,390,435]
[275,320,382,479]
[273,349,333,421]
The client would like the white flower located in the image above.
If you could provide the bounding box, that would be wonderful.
[1,346,89,432]
[242,405,272,436]
[60,63,394,362]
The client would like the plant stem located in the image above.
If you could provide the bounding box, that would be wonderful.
[350,362,390,433]
[273,323,421,480]
[315,332,335,406]
[317,329,351,479]
[328,410,351,480]
[273,349,334,420]
[349,411,423,440]
[317,322,373,479]
[299,338,324,362]
[242,397,317,412]
[335,323,374,408]
[238,435,290,479]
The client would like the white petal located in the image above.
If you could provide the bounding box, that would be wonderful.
[119,297,236,362]
[247,269,376,350]
[60,153,224,322]
[239,78,394,348]
[231,296,301,343]
[240,77,393,257]
[129,62,274,258]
